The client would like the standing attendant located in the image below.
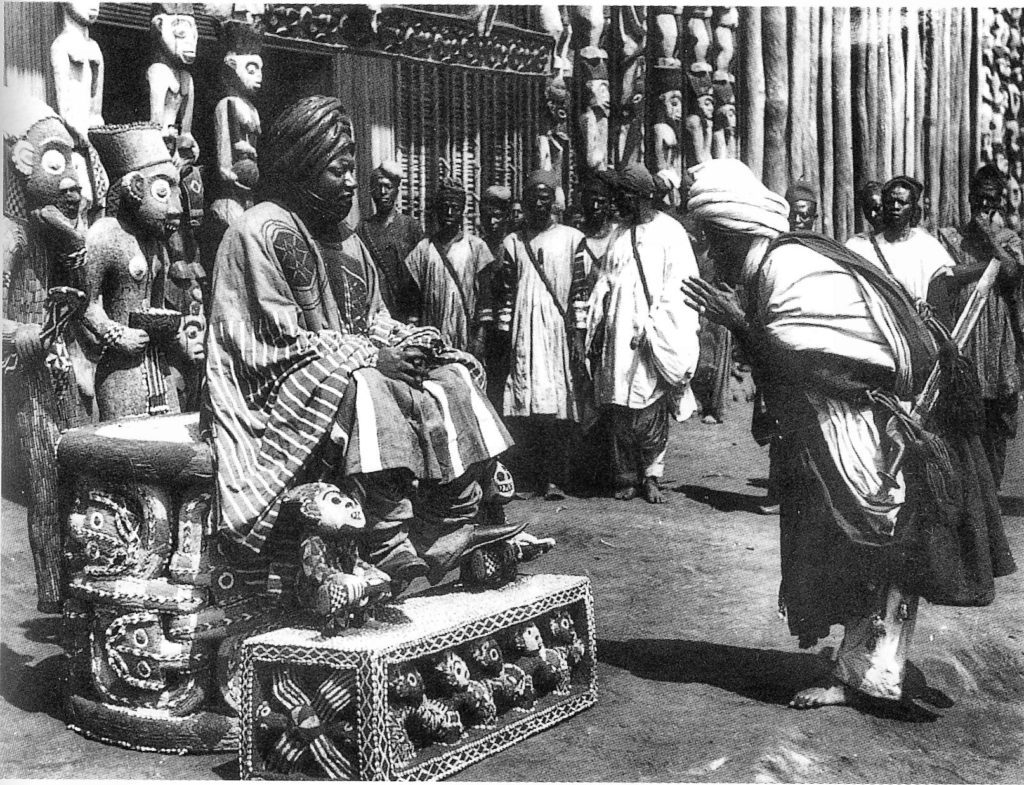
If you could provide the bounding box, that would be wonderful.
[479,185,514,408]
[586,164,700,503]
[499,170,591,500]
[404,177,494,356]
[939,165,1024,488]
[355,161,423,324]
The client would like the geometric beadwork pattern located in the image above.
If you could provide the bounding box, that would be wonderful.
[239,574,597,780]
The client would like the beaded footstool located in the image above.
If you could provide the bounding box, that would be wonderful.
[239,573,597,780]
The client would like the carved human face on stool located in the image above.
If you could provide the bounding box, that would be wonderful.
[788,200,818,232]
[524,183,556,230]
[227,52,263,95]
[10,116,82,219]
[658,90,683,124]
[65,0,100,25]
[153,11,198,66]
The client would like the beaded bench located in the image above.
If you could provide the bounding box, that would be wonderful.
[239,573,597,780]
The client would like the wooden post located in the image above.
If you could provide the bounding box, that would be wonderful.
[852,7,870,195]
[762,6,788,195]
[915,9,927,179]
[877,6,894,182]
[904,6,918,176]
[740,7,765,179]
[889,7,906,178]
[865,7,880,183]
[807,6,820,203]
[960,6,974,223]
[789,5,810,184]
[819,6,835,237]
[833,7,855,240]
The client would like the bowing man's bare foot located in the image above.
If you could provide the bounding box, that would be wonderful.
[642,477,665,504]
[614,485,639,501]
[789,679,854,709]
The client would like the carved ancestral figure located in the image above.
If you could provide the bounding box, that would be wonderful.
[613,6,647,164]
[50,0,109,219]
[542,608,586,668]
[83,122,195,420]
[651,65,683,199]
[573,5,609,172]
[209,19,263,234]
[148,3,200,163]
[2,93,89,613]
[421,650,496,728]
[282,481,393,635]
[537,76,569,209]
[685,62,715,164]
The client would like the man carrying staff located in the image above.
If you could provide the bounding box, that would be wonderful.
[404,176,494,356]
[939,165,1024,489]
[207,96,535,588]
[681,159,1014,709]
[586,164,700,503]
[498,169,591,500]
[355,160,422,324]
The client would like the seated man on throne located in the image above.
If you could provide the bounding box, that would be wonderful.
[206,96,540,589]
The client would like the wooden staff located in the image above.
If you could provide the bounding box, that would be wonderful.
[789,6,811,183]
[819,6,835,237]
[833,8,855,239]
[762,6,789,195]
[889,6,906,177]
[904,5,918,176]
[740,6,765,179]
[877,6,893,182]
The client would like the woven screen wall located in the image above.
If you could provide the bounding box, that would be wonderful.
[394,62,544,234]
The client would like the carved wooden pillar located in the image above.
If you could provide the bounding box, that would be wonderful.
[573,4,610,173]
[681,6,713,167]
[649,7,683,200]
[711,7,737,160]
[612,6,647,167]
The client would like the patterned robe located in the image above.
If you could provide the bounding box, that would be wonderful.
[499,224,590,421]
[404,232,494,351]
[206,201,510,555]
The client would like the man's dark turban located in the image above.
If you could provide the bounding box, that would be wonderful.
[261,95,354,188]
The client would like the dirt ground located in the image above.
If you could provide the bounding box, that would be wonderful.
[1,392,1022,782]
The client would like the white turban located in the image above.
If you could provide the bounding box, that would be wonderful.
[686,159,791,238]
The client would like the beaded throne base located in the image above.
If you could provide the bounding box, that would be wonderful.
[239,574,597,780]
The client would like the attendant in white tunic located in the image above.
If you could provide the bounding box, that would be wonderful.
[845,175,955,320]
[404,177,493,356]
[499,169,591,500]
[586,163,700,503]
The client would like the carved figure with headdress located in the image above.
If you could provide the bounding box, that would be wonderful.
[148,2,200,163]
[49,1,109,220]
[2,90,90,613]
[82,122,202,421]
[613,6,647,164]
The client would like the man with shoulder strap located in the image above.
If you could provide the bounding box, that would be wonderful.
[404,176,493,356]
[586,163,700,503]
[499,169,591,500]
[356,160,423,324]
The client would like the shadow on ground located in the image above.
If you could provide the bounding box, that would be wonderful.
[672,484,765,514]
[599,638,947,723]
[0,644,64,721]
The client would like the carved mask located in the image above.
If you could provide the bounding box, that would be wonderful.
[10,116,81,218]
[584,80,610,116]
[658,90,683,123]
[226,53,263,95]
[65,0,99,25]
[123,160,182,239]
[154,13,198,66]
